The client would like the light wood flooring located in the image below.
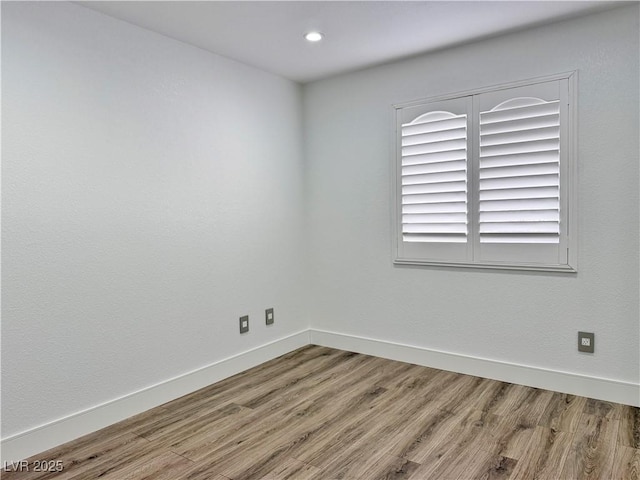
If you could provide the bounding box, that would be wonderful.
[3,346,639,479]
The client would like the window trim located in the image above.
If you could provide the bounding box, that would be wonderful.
[391,71,578,272]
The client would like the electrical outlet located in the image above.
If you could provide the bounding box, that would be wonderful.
[578,332,594,353]
[265,308,274,325]
[239,315,249,334]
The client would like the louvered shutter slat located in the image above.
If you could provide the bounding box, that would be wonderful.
[481,126,560,146]
[479,98,560,244]
[480,186,558,201]
[479,209,559,223]
[403,234,468,244]
[480,113,559,136]
[402,202,467,214]
[401,111,468,243]
[402,138,466,157]
[402,149,467,166]
[403,191,467,205]
[403,212,468,224]
[402,170,467,186]
[481,138,559,157]
[402,127,466,146]
[480,173,559,191]
[403,223,468,234]
[403,159,466,176]
[480,222,559,234]
[403,180,467,196]
[479,198,559,212]
[480,163,559,180]
[479,150,559,169]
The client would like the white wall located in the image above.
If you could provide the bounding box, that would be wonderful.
[303,6,639,385]
[2,1,306,439]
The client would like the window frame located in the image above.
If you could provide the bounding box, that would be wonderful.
[391,71,578,272]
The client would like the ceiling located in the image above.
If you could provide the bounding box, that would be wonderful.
[78,1,628,83]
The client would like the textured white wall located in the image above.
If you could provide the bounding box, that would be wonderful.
[303,6,639,383]
[2,2,305,437]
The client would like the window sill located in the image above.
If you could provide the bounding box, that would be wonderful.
[393,258,577,273]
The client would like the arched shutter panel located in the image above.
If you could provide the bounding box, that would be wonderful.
[479,97,561,244]
[474,79,570,267]
[401,111,468,243]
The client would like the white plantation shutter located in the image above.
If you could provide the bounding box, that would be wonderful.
[474,79,570,267]
[394,74,576,271]
[396,97,472,263]
[479,98,561,244]
[401,111,468,243]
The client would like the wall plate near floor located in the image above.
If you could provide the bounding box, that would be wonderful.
[578,331,594,353]
[265,308,274,326]
[240,315,249,334]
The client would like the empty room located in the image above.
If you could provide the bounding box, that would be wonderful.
[2,1,639,479]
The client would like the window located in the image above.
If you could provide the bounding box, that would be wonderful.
[393,73,577,271]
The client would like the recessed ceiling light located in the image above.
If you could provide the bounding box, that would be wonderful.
[304,31,324,42]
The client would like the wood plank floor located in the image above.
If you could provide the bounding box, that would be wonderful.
[3,346,639,479]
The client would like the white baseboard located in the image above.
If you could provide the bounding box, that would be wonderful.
[1,330,310,463]
[309,329,640,408]
[4,327,638,463]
